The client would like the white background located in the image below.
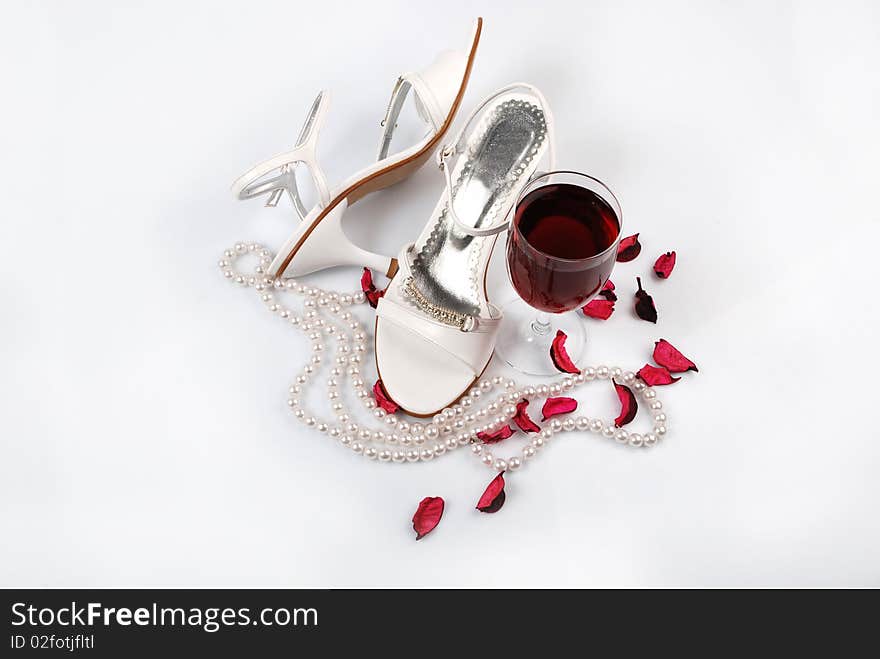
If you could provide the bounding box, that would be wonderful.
[2,1,879,587]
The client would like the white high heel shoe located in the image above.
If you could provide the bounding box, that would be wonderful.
[231,18,483,279]
[375,84,555,416]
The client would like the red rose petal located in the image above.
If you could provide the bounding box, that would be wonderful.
[599,279,617,301]
[541,396,578,421]
[476,473,506,513]
[613,381,638,427]
[634,277,657,323]
[512,399,541,433]
[477,424,515,444]
[654,251,676,279]
[373,379,399,414]
[360,267,386,308]
[653,339,699,373]
[550,330,580,374]
[412,496,444,540]
[616,233,642,262]
[582,299,615,319]
[636,363,681,386]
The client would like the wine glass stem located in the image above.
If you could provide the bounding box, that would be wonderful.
[531,311,552,336]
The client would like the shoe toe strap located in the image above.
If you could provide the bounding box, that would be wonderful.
[376,49,468,162]
[377,295,500,376]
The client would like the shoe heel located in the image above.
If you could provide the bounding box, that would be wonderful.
[269,200,396,278]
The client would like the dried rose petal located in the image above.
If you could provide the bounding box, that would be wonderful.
[653,339,699,373]
[373,379,399,414]
[599,279,617,301]
[634,277,657,323]
[360,267,385,308]
[654,251,676,279]
[616,233,642,262]
[636,363,680,386]
[476,473,506,513]
[550,330,580,374]
[541,396,578,421]
[477,424,514,444]
[582,299,615,319]
[613,381,638,427]
[512,399,541,433]
[412,496,444,540]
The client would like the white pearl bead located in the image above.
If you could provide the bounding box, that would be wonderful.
[350,441,363,454]
[480,453,494,466]
[364,447,378,460]
[643,388,656,399]
[523,446,537,459]
[502,404,516,418]
[643,433,657,447]
[576,416,590,430]
[425,425,439,439]
[434,442,448,456]
[508,456,522,471]
[610,367,622,379]
[391,451,406,463]
[563,418,575,432]
[583,367,596,380]
[628,433,643,447]
[420,448,434,461]
[540,429,553,441]
[378,449,392,462]
[602,426,616,439]
[654,412,667,423]
[632,380,646,392]
[531,436,545,449]
[590,419,603,433]
[614,429,628,444]
[654,425,667,436]
[493,458,508,472]
[471,444,483,455]
[405,449,420,462]
[596,366,609,379]
[550,419,563,433]
[650,401,663,410]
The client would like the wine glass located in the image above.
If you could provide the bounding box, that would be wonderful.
[495,171,622,376]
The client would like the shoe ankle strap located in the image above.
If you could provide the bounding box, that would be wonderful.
[231,91,333,220]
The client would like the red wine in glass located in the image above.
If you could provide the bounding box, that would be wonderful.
[508,182,621,313]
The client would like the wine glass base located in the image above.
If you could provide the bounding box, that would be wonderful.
[494,297,586,377]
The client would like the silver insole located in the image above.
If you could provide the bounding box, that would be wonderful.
[410,98,548,317]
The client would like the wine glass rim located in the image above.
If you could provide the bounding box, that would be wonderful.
[512,170,624,264]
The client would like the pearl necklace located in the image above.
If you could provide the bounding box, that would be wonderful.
[220,242,669,472]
